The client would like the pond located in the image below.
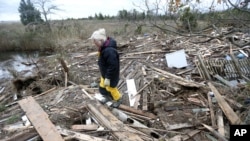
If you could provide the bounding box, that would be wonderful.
[0,51,42,81]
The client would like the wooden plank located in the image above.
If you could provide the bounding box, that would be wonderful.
[58,127,111,141]
[208,82,242,124]
[119,104,156,119]
[207,92,216,127]
[148,65,202,88]
[217,109,225,140]
[169,130,200,141]
[202,123,228,141]
[71,124,99,131]
[18,96,64,141]
[142,89,148,111]
[164,123,193,130]
[87,100,144,141]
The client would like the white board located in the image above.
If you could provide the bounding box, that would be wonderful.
[126,79,137,107]
[165,49,188,68]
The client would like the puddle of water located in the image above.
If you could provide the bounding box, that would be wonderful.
[0,51,40,80]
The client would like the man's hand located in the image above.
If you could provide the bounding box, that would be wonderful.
[104,78,110,86]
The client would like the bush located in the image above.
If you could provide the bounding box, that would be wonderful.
[179,7,198,31]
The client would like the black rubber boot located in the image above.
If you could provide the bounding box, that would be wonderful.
[111,98,122,108]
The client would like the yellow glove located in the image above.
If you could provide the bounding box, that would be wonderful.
[104,78,110,86]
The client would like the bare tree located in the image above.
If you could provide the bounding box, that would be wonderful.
[32,0,60,31]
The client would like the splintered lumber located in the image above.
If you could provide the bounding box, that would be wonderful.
[164,123,193,130]
[201,123,228,141]
[208,82,242,124]
[169,130,200,141]
[87,100,144,141]
[217,110,225,139]
[207,92,216,127]
[147,65,202,88]
[3,128,37,141]
[18,96,64,141]
[213,74,234,87]
[58,127,111,141]
[71,124,99,131]
[118,104,157,119]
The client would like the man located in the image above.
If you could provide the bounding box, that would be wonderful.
[89,28,122,108]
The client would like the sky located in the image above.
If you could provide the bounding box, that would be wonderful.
[0,0,230,22]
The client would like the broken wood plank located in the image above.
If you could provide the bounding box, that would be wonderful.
[142,89,148,111]
[147,65,203,88]
[213,74,234,87]
[169,130,200,141]
[201,123,228,141]
[208,82,242,124]
[87,100,144,141]
[217,109,225,140]
[164,123,193,130]
[18,96,64,141]
[3,128,37,141]
[58,126,111,141]
[207,92,216,127]
[119,104,156,119]
[71,124,99,131]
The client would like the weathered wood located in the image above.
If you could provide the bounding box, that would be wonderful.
[208,82,242,124]
[176,68,193,75]
[230,44,250,82]
[142,89,148,111]
[3,128,38,141]
[164,123,193,130]
[148,65,203,88]
[124,49,167,56]
[169,130,200,141]
[119,104,156,119]
[58,127,111,141]
[197,54,211,80]
[33,87,57,98]
[87,100,144,141]
[18,96,64,141]
[217,109,225,140]
[202,123,228,141]
[207,92,216,127]
[71,124,99,131]
[213,74,234,87]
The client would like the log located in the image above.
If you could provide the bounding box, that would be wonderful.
[169,130,200,141]
[18,96,64,141]
[164,123,193,130]
[208,82,242,124]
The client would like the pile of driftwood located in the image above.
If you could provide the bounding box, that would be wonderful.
[0,28,250,141]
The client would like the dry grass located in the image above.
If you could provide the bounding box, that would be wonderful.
[0,20,159,52]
